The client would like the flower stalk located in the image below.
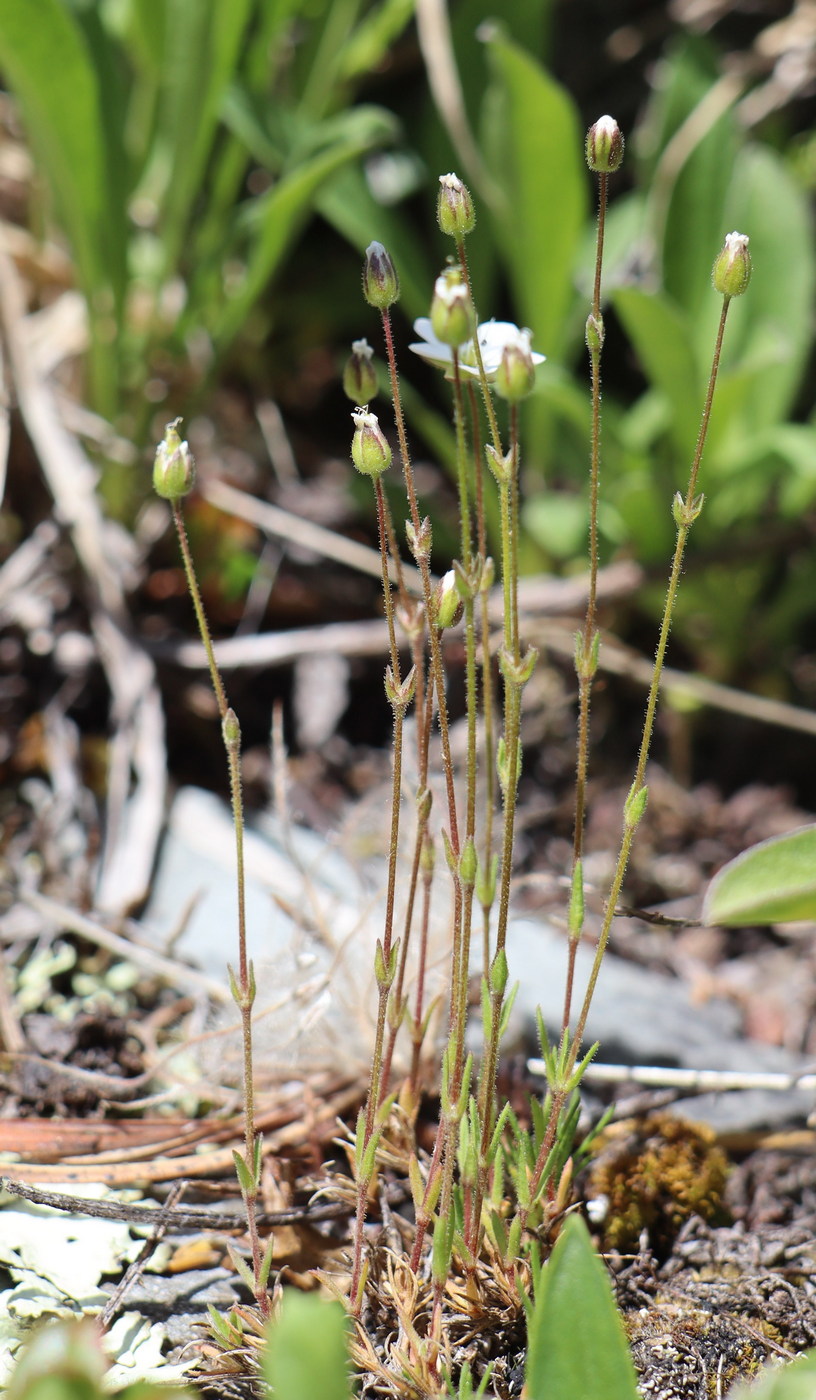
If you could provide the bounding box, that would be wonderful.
[154,422,270,1319]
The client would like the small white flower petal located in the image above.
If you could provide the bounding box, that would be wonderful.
[409,315,544,381]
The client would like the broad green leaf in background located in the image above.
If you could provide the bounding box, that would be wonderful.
[525,1214,639,1400]
[479,26,587,476]
[148,0,256,278]
[214,105,399,349]
[703,825,816,927]
[730,1351,816,1400]
[643,39,738,326]
[523,491,587,561]
[335,0,416,86]
[262,1291,351,1400]
[613,287,702,466]
[0,0,128,411]
[481,28,586,364]
[316,164,433,323]
[720,144,815,431]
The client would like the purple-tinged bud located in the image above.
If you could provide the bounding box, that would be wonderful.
[153,418,195,501]
[343,339,378,405]
[362,241,399,309]
[494,327,536,402]
[429,267,474,348]
[712,231,751,298]
[351,408,392,478]
[586,115,624,174]
[437,172,476,238]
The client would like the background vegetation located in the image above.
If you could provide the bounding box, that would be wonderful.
[0,0,815,757]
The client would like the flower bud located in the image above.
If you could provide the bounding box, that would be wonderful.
[343,339,378,405]
[429,267,475,348]
[712,231,751,298]
[433,569,463,629]
[362,240,399,309]
[459,836,477,888]
[585,313,604,354]
[351,408,392,478]
[494,327,536,402]
[153,419,195,501]
[586,115,624,174]
[222,708,241,749]
[437,172,476,238]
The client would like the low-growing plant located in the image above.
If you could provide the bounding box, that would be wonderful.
[135,107,815,1398]
[7,33,815,1398]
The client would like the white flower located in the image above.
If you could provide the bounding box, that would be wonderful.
[409,318,545,381]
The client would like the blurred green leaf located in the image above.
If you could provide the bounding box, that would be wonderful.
[613,287,701,464]
[644,39,737,325]
[729,1351,816,1400]
[262,1292,351,1400]
[0,0,127,408]
[526,1214,639,1400]
[336,0,415,84]
[523,491,586,561]
[721,144,815,430]
[703,826,816,926]
[316,163,433,322]
[151,0,256,273]
[481,29,586,361]
[214,106,398,348]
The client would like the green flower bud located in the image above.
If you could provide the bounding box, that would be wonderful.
[429,267,474,349]
[712,231,751,298]
[586,115,624,174]
[222,707,241,749]
[437,172,476,238]
[459,836,477,888]
[585,313,604,353]
[434,568,463,629]
[362,240,399,309]
[494,328,536,402]
[343,339,378,405]
[351,408,392,478]
[153,418,195,501]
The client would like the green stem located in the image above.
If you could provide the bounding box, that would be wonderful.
[524,295,734,1224]
[562,169,608,1035]
[171,501,268,1318]
[350,475,409,1312]
[456,238,503,458]
[468,381,497,973]
[381,307,460,857]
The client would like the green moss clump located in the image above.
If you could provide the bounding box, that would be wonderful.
[585,1112,730,1253]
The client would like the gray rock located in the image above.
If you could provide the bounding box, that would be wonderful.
[505,918,814,1131]
[148,788,815,1132]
